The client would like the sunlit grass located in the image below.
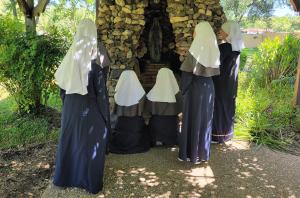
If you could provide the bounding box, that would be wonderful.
[235,71,297,149]
[0,87,59,149]
[0,85,9,101]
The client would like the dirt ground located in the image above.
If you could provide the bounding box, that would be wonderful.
[1,140,300,198]
[0,142,57,198]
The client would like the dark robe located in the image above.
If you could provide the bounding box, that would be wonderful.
[147,94,182,146]
[212,43,240,143]
[53,61,110,194]
[109,97,151,154]
[178,53,218,163]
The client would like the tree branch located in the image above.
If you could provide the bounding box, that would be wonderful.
[16,0,31,16]
[33,0,50,16]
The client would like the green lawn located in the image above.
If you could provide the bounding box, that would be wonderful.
[0,86,59,149]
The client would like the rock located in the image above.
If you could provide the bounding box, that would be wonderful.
[115,0,125,7]
[170,16,189,23]
[122,7,132,14]
[114,17,122,23]
[96,0,226,106]
[132,8,144,15]
[127,51,133,59]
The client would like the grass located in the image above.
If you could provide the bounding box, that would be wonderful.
[235,70,298,150]
[239,48,258,71]
[235,47,300,150]
[0,86,59,149]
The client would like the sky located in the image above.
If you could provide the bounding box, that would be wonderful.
[273,4,299,16]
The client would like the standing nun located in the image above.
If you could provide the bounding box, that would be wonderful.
[178,21,220,164]
[53,19,111,194]
[147,68,182,146]
[212,21,244,143]
[109,70,151,154]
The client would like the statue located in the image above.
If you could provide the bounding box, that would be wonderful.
[148,17,162,63]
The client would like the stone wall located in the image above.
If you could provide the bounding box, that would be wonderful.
[167,0,226,61]
[96,0,226,105]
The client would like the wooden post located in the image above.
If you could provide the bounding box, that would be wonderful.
[293,54,300,107]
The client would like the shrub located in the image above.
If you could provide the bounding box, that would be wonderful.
[236,72,297,149]
[0,16,68,114]
[251,35,300,87]
[236,45,299,150]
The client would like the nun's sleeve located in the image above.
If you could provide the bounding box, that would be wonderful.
[180,71,193,96]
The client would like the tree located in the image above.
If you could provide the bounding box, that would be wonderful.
[7,0,18,18]
[16,0,50,33]
[221,0,276,22]
[1,0,20,18]
[271,16,293,32]
[37,0,95,38]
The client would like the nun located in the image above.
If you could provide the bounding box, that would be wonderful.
[109,70,151,154]
[212,21,244,143]
[53,19,111,194]
[178,21,220,164]
[146,68,182,146]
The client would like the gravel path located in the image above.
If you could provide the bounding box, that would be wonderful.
[42,141,300,198]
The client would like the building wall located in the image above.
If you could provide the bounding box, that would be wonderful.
[243,32,300,48]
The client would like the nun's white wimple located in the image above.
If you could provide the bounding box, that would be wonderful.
[189,22,220,68]
[222,21,245,52]
[147,68,179,103]
[114,70,145,107]
[55,19,97,95]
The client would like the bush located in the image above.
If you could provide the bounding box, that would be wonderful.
[236,74,296,148]
[0,16,68,114]
[236,46,299,150]
[251,35,300,87]
[239,48,258,71]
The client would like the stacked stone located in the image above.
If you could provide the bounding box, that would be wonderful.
[140,0,175,56]
[97,0,148,99]
[166,0,226,61]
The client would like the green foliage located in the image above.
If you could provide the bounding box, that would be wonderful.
[239,48,258,71]
[236,43,299,149]
[241,16,300,32]
[0,16,67,114]
[37,0,95,41]
[251,35,300,86]
[221,0,275,22]
[236,73,297,149]
[0,95,59,149]
[237,36,300,148]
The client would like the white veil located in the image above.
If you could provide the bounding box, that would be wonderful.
[114,70,145,107]
[54,19,97,95]
[147,68,179,103]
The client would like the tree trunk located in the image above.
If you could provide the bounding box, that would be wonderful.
[293,55,300,107]
[25,0,36,34]
[25,16,36,33]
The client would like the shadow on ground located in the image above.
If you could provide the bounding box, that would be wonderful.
[42,141,300,198]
